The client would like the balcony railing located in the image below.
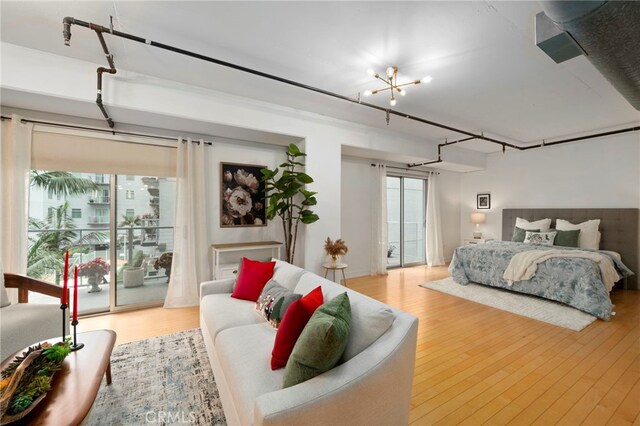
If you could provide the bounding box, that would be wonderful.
[27,225,174,289]
[92,174,109,184]
[88,216,110,225]
[88,196,110,204]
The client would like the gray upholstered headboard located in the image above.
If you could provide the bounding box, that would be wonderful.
[502,208,639,290]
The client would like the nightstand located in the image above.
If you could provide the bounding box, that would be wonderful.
[463,238,494,245]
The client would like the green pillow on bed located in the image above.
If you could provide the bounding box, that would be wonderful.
[512,226,540,243]
[553,229,581,248]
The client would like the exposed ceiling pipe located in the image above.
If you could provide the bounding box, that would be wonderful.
[61,16,514,145]
[64,17,116,128]
[408,124,640,168]
[540,1,640,111]
[95,31,116,128]
[60,16,639,165]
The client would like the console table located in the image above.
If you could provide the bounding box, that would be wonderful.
[211,241,283,279]
[0,329,116,426]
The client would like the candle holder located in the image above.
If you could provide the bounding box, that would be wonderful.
[70,319,84,351]
[60,303,68,343]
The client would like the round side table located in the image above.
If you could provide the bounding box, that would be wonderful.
[321,263,348,287]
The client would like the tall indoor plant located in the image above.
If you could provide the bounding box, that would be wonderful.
[261,144,319,264]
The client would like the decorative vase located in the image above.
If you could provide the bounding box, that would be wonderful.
[330,255,338,268]
[87,273,103,293]
[123,267,144,288]
[165,268,171,283]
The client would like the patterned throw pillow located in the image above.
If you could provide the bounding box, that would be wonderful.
[512,226,540,243]
[255,280,302,328]
[523,231,557,245]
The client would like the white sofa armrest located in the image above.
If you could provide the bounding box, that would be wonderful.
[253,313,418,426]
[200,278,235,299]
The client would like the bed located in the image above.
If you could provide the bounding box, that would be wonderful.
[449,208,638,320]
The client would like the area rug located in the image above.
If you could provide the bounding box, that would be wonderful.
[87,329,226,425]
[420,278,597,331]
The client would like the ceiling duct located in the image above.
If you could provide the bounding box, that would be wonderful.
[539,1,640,111]
[535,12,584,64]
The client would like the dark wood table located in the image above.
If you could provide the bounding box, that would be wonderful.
[1,330,117,426]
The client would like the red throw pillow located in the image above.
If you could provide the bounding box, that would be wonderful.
[230,257,276,302]
[271,286,324,370]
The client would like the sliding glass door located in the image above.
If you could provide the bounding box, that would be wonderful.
[27,170,175,315]
[386,177,402,267]
[114,175,176,309]
[402,178,426,265]
[386,175,427,268]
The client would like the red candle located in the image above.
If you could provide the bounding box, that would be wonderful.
[73,265,79,322]
[62,251,69,305]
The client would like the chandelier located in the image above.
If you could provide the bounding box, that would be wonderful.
[363,67,432,107]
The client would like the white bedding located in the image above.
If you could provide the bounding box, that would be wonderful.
[600,250,622,262]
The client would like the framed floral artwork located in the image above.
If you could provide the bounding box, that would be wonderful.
[221,162,267,227]
[477,193,491,210]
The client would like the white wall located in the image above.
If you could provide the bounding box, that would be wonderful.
[459,132,640,240]
[341,156,461,278]
[340,157,374,278]
[438,169,462,259]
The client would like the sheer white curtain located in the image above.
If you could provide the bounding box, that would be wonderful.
[425,171,445,266]
[164,138,211,308]
[370,164,388,275]
[1,115,33,301]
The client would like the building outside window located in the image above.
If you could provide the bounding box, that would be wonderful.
[26,170,176,315]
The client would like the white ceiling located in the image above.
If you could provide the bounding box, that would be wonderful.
[1,1,639,153]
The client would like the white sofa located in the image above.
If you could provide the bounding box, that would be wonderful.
[199,260,418,426]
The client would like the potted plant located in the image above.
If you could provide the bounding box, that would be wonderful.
[261,144,319,264]
[123,251,147,289]
[324,237,349,267]
[77,257,110,293]
[154,252,173,283]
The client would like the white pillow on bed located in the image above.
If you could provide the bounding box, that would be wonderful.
[556,219,600,250]
[515,217,552,232]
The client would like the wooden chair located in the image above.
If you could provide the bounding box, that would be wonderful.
[1,273,69,362]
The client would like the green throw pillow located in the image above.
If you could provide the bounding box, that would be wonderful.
[553,229,581,248]
[283,292,351,388]
[512,226,540,243]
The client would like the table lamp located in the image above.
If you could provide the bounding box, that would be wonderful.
[470,212,486,239]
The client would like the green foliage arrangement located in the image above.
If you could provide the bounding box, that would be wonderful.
[261,144,319,264]
[0,339,72,417]
[27,202,106,283]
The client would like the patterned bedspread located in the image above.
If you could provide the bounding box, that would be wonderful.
[448,241,634,320]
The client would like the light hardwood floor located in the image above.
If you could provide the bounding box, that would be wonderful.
[81,266,640,425]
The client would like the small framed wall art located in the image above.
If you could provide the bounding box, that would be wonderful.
[477,193,491,210]
[221,162,267,227]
